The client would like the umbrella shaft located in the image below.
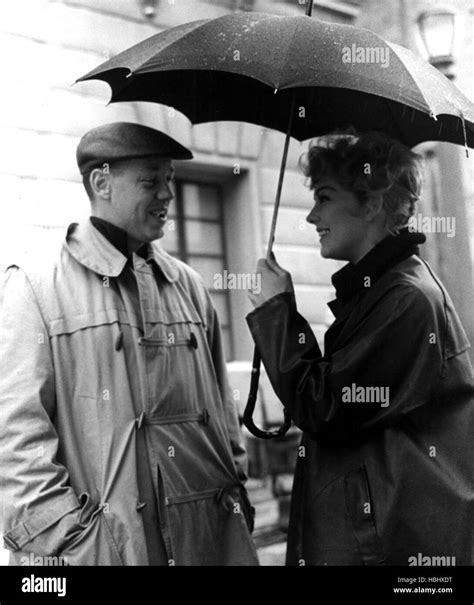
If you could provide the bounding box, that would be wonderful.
[266,93,296,259]
[266,0,313,258]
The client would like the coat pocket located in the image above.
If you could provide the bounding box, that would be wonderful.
[58,492,123,566]
[343,465,386,566]
[165,486,258,566]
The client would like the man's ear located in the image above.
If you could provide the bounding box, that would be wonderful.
[363,194,384,221]
[89,167,111,201]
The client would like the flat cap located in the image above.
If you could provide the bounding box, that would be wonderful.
[77,122,193,174]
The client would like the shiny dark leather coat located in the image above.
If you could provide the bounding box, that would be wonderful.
[248,254,473,565]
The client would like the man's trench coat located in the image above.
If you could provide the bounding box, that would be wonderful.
[247,252,473,565]
[0,221,258,566]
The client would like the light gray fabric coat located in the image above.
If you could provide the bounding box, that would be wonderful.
[0,221,257,566]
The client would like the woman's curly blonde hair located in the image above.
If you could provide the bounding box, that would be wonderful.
[299,128,424,234]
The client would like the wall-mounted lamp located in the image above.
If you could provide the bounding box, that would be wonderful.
[417,8,457,79]
[138,0,159,20]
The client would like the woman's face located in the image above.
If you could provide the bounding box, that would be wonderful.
[306,173,371,263]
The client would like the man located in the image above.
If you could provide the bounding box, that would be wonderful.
[0,122,258,566]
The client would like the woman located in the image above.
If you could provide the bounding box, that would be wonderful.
[247,130,473,566]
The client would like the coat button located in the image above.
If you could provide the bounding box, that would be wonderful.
[115,331,123,351]
[136,501,147,512]
[136,411,146,429]
[189,332,198,349]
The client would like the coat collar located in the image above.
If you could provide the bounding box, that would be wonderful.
[329,228,426,314]
[64,221,179,282]
[89,216,131,258]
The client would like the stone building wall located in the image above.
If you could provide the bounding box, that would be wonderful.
[0,0,355,561]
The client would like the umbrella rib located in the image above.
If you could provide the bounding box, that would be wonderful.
[275,19,303,90]
[384,39,444,118]
[266,93,297,256]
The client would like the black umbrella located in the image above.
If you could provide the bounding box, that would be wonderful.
[77,6,474,149]
[77,1,474,439]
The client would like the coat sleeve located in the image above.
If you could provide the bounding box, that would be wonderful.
[0,266,85,556]
[246,284,445,441]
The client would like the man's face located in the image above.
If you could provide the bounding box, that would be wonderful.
[107,156,175,244]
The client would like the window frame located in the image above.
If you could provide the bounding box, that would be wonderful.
[172,179,235,360]
[173,157,261,362]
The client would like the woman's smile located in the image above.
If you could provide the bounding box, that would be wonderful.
[306,174,388,264]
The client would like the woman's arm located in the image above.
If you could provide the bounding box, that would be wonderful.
[247,279,445,441]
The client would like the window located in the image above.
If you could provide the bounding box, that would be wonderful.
[162,181,234,361]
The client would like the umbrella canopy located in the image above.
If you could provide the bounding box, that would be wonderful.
[77,12,474,149]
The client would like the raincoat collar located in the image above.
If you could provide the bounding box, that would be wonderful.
[65,220,179,282]
[89,216,132,259]
[330,228,426,308]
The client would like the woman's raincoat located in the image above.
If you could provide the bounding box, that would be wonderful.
[247,232,473,565]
